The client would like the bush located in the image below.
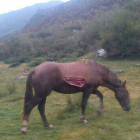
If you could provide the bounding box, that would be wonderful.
[4,55,33,64]
[64,25,82,31]
[8,62,21,68]
[4,57,18,64]
[36,31,52,38]
[28,58,45,67]
[17,55,33,63]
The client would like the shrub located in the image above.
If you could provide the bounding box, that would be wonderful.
[17,55,33,63]
[8,62,21,68]
[36,31,52,38]
[4,55,33,64]
[4,57,18,64]
[64,25,82,31]
[28,58,45,67]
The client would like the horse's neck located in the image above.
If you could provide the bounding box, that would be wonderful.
[101,73,116,91]
[102,81,116,91]
[97,64,121,91]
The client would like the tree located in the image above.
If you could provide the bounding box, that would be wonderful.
[100,9,140,57]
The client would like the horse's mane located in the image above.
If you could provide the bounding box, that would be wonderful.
[78,59,94,65]
[78,59,122,87]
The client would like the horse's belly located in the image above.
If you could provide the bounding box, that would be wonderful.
[53,82,83,94]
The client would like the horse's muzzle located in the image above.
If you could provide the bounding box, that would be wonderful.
[123,106,131,111]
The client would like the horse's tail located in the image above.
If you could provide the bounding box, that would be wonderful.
[22,70,34,121]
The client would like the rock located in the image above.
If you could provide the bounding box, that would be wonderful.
[136,64,140,67]
[113,70,123,74]
[23,69,28,73]
[16,75,27,80]
[96,49,106,57]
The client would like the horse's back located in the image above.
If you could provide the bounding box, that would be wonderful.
[32,60,100,89]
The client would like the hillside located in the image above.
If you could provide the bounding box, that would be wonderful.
[0,1,63,37]
[24,0,130,32]
[0,0,140,64]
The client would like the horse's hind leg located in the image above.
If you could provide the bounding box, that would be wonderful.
[21,96,42,134]
[38,97,53,128]
[92,90,103,114]
[80,88,92,124]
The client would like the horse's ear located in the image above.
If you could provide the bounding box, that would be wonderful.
[122,80,126,87]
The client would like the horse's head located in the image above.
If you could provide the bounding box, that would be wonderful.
[115,80,131,111]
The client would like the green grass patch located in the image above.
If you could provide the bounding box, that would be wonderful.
[0,59,140,140]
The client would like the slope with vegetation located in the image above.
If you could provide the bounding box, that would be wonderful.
[83,0,140,58]
[0,0,140,66]
[0,1,63,37]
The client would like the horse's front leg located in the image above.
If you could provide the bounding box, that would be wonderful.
[92,90,103,114]
[80,88,92,124]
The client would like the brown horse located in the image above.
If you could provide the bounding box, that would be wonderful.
[21,59,131,134]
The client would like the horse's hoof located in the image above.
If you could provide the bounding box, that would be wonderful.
[83,119,88,124]
[44,124,53,128]
[21,127,27,135]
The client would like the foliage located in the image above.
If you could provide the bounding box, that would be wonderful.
[1,0,140,61]
[27,58,45,67]
[99,8,140,57]
[0,1,63,37]
[63,25,82,31]
[4,55,33,64]
[8,62,21,68]
[82,0,140,57]
[82,19,101,45]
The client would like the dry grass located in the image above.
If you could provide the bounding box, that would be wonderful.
[0,59,140,140]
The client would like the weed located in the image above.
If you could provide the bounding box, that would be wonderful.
[57,110,67,120]
[57,94,82,119]
[65,94,82,112]
[6,80,16,94]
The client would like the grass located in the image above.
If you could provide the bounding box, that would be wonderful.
[0,58,140,140]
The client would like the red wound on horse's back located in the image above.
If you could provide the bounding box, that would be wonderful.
[64,77,85,87]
